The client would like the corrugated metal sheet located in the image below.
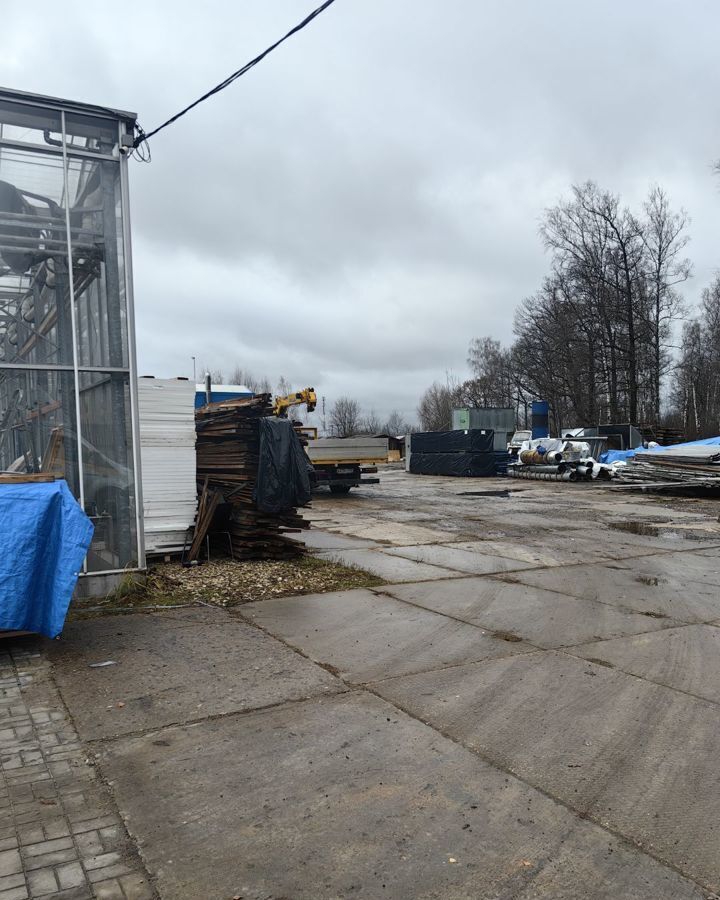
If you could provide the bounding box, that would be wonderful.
[138,379,197,553]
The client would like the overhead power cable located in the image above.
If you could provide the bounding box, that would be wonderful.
[131,0,338,156]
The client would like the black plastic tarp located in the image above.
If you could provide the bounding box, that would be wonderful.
[255,418,312,513]
[409,451,497,477]
[411,429,494,454]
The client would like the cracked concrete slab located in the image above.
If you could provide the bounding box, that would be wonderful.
[315,548,462,582]
[49,608,342,741]
[502,561,720,622]
[572,624,720,703]
[374,650,720,891]
[240,588,532,682]
[382,544,542,575]
[382,578,680,648]
[97,691,705,900]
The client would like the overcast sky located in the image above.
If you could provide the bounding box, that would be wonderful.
[3,1,720,427]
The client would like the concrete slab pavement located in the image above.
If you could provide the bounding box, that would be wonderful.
[382,544,543,575]
[502,560,720,622]
[96,691,706,900]
[11,468,720,898]
[320,521,458,545]
[447,539,610,567]
[374,650,720,890]
[240,588,532,683]
[315,548,462,582]
[48,608,342,741]
[610,549,720,587]
[572,624,720,703]
[287,530,380,550]
[381,577,681,648]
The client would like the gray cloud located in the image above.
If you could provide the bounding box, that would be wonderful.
[3,0,720,422]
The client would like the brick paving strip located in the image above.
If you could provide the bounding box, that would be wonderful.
[0,641,155,900]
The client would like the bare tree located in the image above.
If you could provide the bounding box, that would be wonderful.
[384,410,411,435]
[329,397,361,437]
[461,337,519,409]
[197,363,225,384]
[417,382,454,431]
[671,276,720,437]
[641,186,691,420]
[276,375,292,396]
[229,366,272,394]
[525,180,693,427]
[358,409,381,434]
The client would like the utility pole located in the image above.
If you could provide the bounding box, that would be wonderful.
[192,356,196,383]
[322,395,327,437]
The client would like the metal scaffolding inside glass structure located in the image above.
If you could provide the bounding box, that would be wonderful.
[0,88,144,575]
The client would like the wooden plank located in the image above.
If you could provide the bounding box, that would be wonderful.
[0,473,56,483]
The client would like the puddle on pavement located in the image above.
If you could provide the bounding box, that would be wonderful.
[608,520,717,541]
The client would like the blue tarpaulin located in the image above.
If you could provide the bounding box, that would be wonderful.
[600,435,720,465]
[0,480,93,638]
[600,446,644,464]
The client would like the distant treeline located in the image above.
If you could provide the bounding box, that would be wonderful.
[418,181,720,439]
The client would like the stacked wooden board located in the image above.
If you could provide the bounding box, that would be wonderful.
[640,424,686,446]
[191,394,309,560]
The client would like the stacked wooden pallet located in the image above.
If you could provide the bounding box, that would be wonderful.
[615,446,720,490]
[189,394,308,560]
[640,424,686,446]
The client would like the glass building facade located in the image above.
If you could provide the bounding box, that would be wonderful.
[0,89,144,574]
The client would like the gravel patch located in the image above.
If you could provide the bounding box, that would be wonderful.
[71,556,384,615]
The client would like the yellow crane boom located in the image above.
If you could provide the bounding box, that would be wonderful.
[272,387,317,418]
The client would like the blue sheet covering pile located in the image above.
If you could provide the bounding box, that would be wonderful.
[600,435,720,465]
[0,480,94,638]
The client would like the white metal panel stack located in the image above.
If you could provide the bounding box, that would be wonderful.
[138,378,197,554]
[306,436,389,463]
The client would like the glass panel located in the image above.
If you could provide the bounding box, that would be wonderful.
[67,156,127,367]
[0,99,62,150]
[78,371,137,571]
[0,366,80,497]
[0,96,139,577]
[0,147,73,365]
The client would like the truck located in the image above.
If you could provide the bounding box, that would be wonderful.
[305,436,389,494]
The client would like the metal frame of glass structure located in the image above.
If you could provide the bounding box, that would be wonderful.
[0,87,144,575]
